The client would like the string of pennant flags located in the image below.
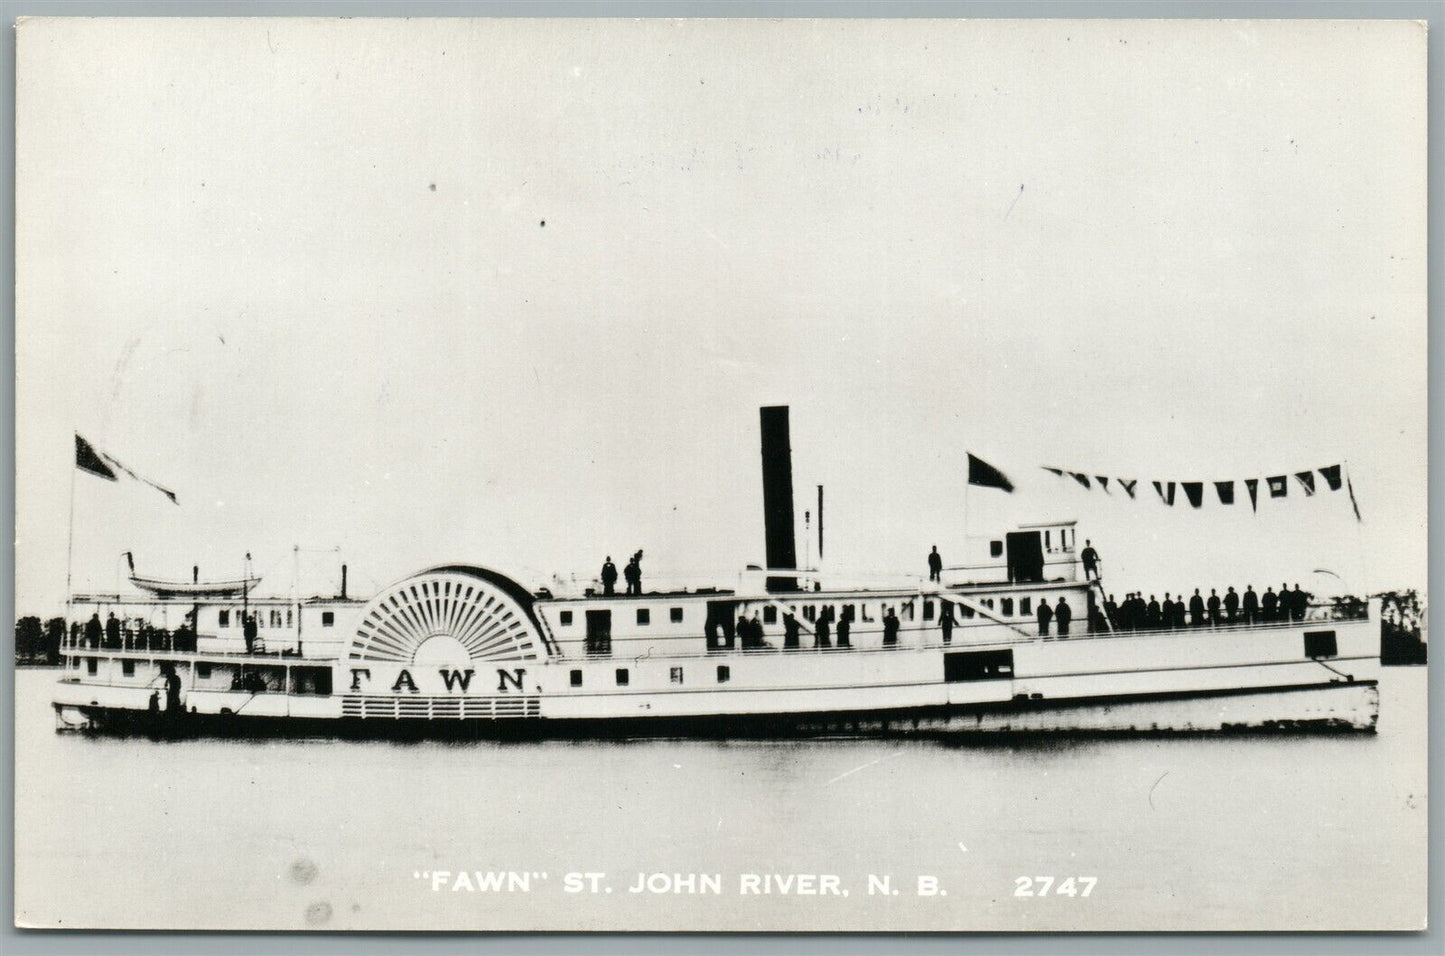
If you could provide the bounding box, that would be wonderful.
[1039,462,1361,520]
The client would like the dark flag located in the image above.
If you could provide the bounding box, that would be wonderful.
[1215,480,1235,505]
[1294,471,1316,496]
[1182,482,1204,508]
[1319,464,1343,492]
[75,434,179,504]
[1095,476,1110,493]
[1042,466,1064,476]
[1245,478,1260,512]
[1070,472,1091,490]
[1153,481,1176,506]
[1267,475,1288,498]
[75,435,117,481]
[1118,479,1137,499]
[967,454,1014,493]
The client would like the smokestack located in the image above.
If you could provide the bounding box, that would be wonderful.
[759,406,798,591]
[193,565,199,583]
[341,564,349,599]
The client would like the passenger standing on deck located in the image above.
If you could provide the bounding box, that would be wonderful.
[940,600,955,644]
[1081,540,1101,581]
[927,546,943,582]
[1185,589,1203,627]
[1161,594,1175,630]
[243,612,258,653]
[1291,584,1309,622]
[1207,589,1222,626]
[883,607,901,646]
[815,607,832,649]
[1279,583,1292,622]
[164,668,182,715]
[1262,586,1279,622]
[836,609,852,649]
[1055,597,1072,637]
[783,612,800,650]
[600,556,618,595]
[1224,586,1240,624]
[85,613,102,648]
[1243,585,1259,625]
[1104,594,1119,631]
[1146,595,1161,630]
[623,553,641,595]
[1037,597,1053,637]
[105,613,120,649]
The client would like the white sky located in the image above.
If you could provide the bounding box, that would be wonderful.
[16,18,1427,615]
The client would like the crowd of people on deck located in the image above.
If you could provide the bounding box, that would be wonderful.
[71,612,198,652]
[1101,583,1313,632]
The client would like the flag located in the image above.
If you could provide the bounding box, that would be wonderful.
[1245,478,1259,512]
[1215,480,1235,505]
[1294,471,1316,496]
[967,454,1013,493]
[75,434,179,504]
[1070,472,1091,490]
[1042,466,1064,476]
[75,435,117,481]
[1153,481,1175,506]
[1319,464,1343,492]
[1267,475,1288,498]
[1095,476,1110,493]
[1118,479,1137,499]
[1182,482,1204,508]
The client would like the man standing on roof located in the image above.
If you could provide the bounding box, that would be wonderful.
[1080,539,1101,580]
[600,556,618,595]
[927,546,943,582]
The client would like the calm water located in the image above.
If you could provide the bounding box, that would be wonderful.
[14,668,1427,931]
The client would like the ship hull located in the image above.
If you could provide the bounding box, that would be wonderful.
[57,678,1377,740]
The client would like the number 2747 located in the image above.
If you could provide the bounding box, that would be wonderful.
[1014,876,1096,897]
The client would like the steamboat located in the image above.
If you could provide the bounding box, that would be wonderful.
[52,407,1380,738]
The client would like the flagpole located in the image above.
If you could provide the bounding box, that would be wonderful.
[65,439,77,618]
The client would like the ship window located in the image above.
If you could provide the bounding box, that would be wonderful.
[843,604,854,621]
[1304,630,1338,659]
[670,666,684,684]
[960,604,975,618]
[322,612,334,627]
[1044,530,1051,549]
[196,663,211,679]
[270,610,282,628]
[121,660,135,677]
[570,669,582,687]
[1020,597,1032,616]
[717,665,730,683]
[559,610,573,626]
[990,540,1003,558]
[1001,597,1014,616]
[636,608,650,625]
[983,598,995,609]
[286,609,293,627]
[923,600,934,621]
[615,668,629,686]
[72,657,80,669]
[219,610,230,627]
[670,607,684,623]
[87,658,98,675]
[762,606,777,624]
[803,605,816,622]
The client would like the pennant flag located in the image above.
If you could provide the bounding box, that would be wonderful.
[1095,476,1110,493]
[1182,482,1204,508]
[1153,481,1176,506]
[1346,473,1362,522]
[1215,480,1235,505]
[1042,466,1064,476]
[1267,475,1288,498]
[967,454,1014,493]
[1319,464,1343,492]
[1070,472,1091,490]
[1245,478,1259,512]
[75,435,117,481]
[1118,478,1137,499]
[75,434,179,504]
[1294,471,1316,496]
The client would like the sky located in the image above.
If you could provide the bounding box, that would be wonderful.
[15,17,1428,615]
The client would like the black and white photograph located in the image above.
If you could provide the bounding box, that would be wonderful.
[11,15,1429,933]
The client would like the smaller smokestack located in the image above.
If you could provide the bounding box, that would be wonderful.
[193,565,199,583]
[341,564,349,599]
